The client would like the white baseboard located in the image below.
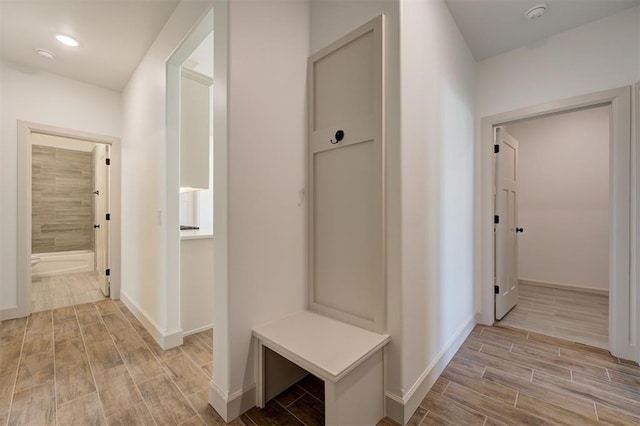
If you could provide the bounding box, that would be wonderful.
[519,279,608,296]
[120,290,183,349]
[385,315,476,425]
[184,323,213,337]
[208,380,256,422]
[0,305,27,321]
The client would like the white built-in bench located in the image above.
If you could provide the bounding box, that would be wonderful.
[253,310,390,425]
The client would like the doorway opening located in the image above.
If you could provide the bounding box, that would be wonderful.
[166,7,214,341]
[493,105,610,349]
[478,86,635,361]
[17,121,121,318]
[30,133,111,312]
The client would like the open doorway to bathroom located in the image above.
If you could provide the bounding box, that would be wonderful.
[30,133,111,312]
[17,120,121,319]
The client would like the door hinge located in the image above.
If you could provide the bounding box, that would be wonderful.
[105,213,111,221]
[105,268,110,276]
[494,285,500,294]
[494,215,499,224]
[106,158,111,165]
[494,144,499,154]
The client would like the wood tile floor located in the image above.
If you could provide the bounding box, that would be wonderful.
[4,299,639,425]
[500,283,609,349]
[0,299,230,426]
[398,324,640,425]
[32,272,106,313]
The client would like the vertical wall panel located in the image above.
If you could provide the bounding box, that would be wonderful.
[32,145,93,253]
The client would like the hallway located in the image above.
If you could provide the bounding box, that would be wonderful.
[0,299,222,425]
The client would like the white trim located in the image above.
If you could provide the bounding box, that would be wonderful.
[634,82,640,364]
[16,121,121,319]
[0,306,22,321]
[120,290,184,349]
[166,4,214,364]
[477,86,634,361]
[385,315,475,425]
[519,279,609,296]
[183,324,213,337]
[208,380,256,423]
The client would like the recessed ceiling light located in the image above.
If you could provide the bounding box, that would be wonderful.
[55,34,79,47]
[36,49,56,60]
[524,4,547,21]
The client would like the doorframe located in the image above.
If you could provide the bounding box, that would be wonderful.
[16,121,121,317]
[477,86,635,360]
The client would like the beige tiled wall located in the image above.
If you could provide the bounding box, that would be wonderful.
[32,145,94,253]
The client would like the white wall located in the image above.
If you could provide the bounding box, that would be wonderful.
[0,60,121,313]
[477,7,639,118]
[399,0,476,420]
[210,0,309,417]
[181,238,214,334]
[120,0,210,339]
[507,106,610,291]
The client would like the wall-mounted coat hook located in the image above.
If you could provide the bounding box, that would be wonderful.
[330,130,345,144]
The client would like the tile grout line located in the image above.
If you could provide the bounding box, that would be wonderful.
[297,382,325,406]
[113,302,213,423]
[101,303,159,426]
[73,303,110,425]
[5,315,30,426]
[282,388,307,409]
[274,398,309,426]
[150,335,209,423]
[51,310,59,426]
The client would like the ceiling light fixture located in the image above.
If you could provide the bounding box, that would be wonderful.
[36,49,56,60]
[55,34,79,47]
[524,4,547,21]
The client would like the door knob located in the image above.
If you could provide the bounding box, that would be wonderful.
[516,227,524,233]
[94,224,100,229]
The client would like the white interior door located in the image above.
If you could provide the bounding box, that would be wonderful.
[307,15,385,333]
[93,144,110,297]
[495,127,520,320]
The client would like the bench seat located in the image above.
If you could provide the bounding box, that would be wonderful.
[253,310,390,425]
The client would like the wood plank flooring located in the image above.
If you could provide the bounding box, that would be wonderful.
[32,272,106,313]
[500,283,609,349]
[4,298,639,425]
[0,299,230,426]
[390,324,640,426]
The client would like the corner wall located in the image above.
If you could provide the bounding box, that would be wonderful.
[398,0,476,421]
[120,0,211,344]
[209,0,309,419]
[0,60,121,316]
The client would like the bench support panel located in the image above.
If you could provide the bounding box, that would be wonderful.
[256,337,385,425]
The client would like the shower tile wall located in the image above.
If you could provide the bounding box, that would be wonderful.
[32,145,94,253]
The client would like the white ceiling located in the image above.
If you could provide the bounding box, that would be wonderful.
[0,0,180,92]
[2,0,637,90]
[444,0,640,61]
